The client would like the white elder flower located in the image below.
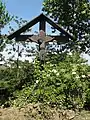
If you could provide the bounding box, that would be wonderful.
[36,80,39,84]
[50,64,53,67]
[56,73,59,76]
[72,71,76,75]
[78,46,81,49]
[47,74,50,77]
[68,52,72,56]
[52,69,57,73]
[48,70,51,72]
[82,75,86,78]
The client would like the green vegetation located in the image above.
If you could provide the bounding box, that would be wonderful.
[0,1,90,120]
[0,0,12,51]
[43,0,90,53]
[0,52,90,111]
[0,0,11,28]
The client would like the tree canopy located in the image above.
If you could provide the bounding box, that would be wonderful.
[0,0,11,30]
[42,0,90,53]
[0,0,12,55]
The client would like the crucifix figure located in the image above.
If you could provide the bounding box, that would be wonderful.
[29,30,54,62]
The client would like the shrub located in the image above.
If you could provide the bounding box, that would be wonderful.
[9,52,90,109]
[0,61,34,106]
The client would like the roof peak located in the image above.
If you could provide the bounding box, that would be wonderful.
[8,13,74,40]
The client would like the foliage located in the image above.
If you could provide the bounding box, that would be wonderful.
[0,0,12,52]
[0,61,34,106]
[0,0,90,112]
[0,0,28,33]
[5,52,90,110]
[42,0,90,53]
[0,0,32,65]
[0,0,11,28]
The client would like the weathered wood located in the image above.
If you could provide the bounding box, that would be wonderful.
[15,35,69,43]
[15,35,33,41]
[8,13,74,40]
[8,14,41,40]
[44,15,74,39]
[39,19,46,32]
[49,35,69,43]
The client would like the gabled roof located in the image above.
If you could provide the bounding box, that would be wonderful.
[8,13,74,40]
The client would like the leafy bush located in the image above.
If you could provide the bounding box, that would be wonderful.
[0,61,34,106]
[9,52,90,109]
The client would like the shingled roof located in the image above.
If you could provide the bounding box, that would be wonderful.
[8,13,74,40]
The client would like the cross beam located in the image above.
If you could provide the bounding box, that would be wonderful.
[15,35,69,44]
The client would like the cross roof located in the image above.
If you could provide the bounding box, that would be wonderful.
[8,13,74,40]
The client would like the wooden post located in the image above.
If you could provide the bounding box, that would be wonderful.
[39,20,46,32]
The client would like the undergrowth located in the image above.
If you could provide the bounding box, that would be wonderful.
[0,52,90,110]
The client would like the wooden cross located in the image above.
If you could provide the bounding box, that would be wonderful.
[29,30,54,61]
[7,13,74,65]
[29,30,54,50]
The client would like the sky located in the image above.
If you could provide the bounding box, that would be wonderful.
[5,0,43,19]
[1,0,90,64]
[2,0,44,34]
[1,0,58,64]
[1,0,44,63]
[2,0,59,35]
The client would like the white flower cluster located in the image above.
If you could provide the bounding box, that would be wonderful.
[56,73,59,76]
[36,80,39,84]
[52,69,59,76]
[68,52,72,56]
[52,69,57,73]
[81,75,86,78]
[47,74,50,77]
[50,64,53,67]
[72,70,86,79]
[72,71,76,75]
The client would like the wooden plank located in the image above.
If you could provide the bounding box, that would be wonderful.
[44,15,74,40]
[15,35,33,41]
[49,36,69,43]
[8,14,43,40]
[39,19,46,32]
[15,35,69,43]
[8,13,74,40]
